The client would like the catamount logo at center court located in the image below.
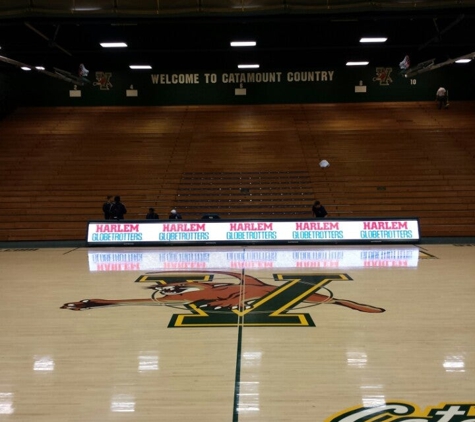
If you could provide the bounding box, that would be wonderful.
[61,271,385,327]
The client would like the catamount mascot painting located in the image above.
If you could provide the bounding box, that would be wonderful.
[61,271,384,327]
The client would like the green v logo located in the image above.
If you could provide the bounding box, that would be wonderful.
[167,273,351,327]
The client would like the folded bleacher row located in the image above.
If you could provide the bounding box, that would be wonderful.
[1,102,474,241]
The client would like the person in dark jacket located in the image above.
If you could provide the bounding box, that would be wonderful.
[102,195,114,219]
[110,196,127,220]
[312,200,328,218]
[146,208,159,219]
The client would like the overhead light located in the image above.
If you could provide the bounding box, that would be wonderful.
[230,41,256,47]
[360,37,387,43]
[346,61,369,66]
[21,67,32,71]
[129,65,152,70]
[455,59,471,63]
[101,42,128,48]
[35,66,45,70]
[238,64,259,69]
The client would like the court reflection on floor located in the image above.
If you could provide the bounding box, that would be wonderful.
[87,245,421,272]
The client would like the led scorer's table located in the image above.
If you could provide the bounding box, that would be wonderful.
[87,218,420,246]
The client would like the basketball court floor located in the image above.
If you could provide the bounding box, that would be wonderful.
[0,243,474,422]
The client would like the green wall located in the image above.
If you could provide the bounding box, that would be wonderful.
[9,64,474,106]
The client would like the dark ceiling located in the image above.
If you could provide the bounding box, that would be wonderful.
[0,1,474,74]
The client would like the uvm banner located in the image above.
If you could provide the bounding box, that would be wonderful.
[86,218,420,246]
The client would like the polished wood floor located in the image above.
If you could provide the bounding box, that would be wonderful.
[1,243,474,421]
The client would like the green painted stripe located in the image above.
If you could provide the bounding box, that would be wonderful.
[232,323,243,422]
[232,267,245,422]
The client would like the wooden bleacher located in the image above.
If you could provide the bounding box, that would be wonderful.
[0,102,474,241]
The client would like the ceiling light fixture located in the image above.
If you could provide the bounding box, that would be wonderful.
[360,37,387,43]
[455,59,471,63]
[346,61,369,66]
[21,67,31,71]
[238,64,259,69]
[101,42,128,48]
[231,41,256,47]
[129,65,152,70]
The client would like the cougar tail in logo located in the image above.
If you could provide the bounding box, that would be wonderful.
[329,299,384,313]
[60,298,154,311]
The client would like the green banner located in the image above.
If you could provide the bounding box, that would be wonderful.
[10,64,474,106]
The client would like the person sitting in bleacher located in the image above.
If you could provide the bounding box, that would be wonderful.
[168,209,182,219]
[146,207,159,219]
